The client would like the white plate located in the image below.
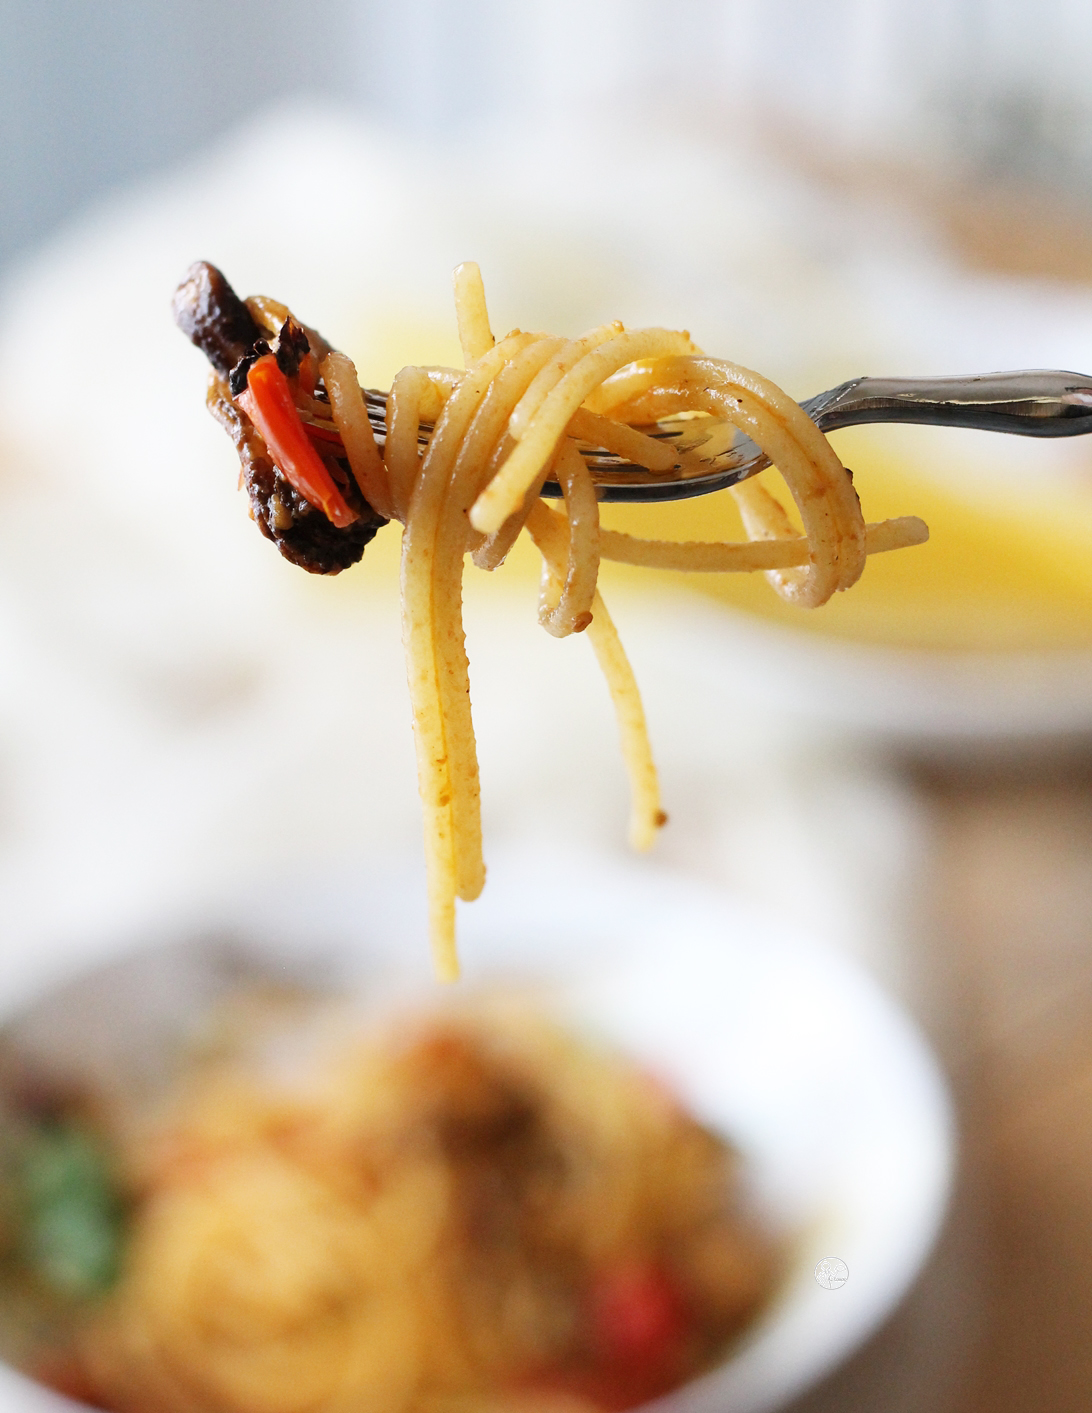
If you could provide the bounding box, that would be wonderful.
[0,852,953,1413]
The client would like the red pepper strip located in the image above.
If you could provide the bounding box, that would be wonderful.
[236,354,358,528]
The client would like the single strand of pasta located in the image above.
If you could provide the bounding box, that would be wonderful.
[731,473,799,536]
[861,516,930,554]
[321,351,394,522]
[471,456,556,572]
[536,444,600,637]
[566,408,677,472]
[597,387,703,424]
[430,335,545,902]
[245,293,290,335]
[420,367,464,414]
[402,334,534,971]
[587,590,664,852]
[580,363,661,415]
[386,370,464,521]
[598,515,928,571]
[385,366,434,522]
[453,261,496,364]
[527,501,663,851]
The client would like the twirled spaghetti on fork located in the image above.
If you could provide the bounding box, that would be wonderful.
[173,261,928,978]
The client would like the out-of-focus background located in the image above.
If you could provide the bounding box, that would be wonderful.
[1,2,1092,1409]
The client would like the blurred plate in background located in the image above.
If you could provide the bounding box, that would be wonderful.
[0,852,953,1413]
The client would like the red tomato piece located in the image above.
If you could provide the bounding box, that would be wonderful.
[590,1262,689,1368]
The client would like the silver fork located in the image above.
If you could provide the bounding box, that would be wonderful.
[362,369,1092,502]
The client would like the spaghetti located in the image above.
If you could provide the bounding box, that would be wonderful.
[173,261,928,979]
[62,999,777,1413]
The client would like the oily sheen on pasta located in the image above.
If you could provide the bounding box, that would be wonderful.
[173,261,928,978]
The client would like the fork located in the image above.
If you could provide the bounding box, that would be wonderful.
[361,369,1092,502]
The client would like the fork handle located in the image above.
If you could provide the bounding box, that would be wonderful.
[813,371,1092,438]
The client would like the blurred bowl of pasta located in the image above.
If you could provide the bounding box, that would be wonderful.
[0,852,952,1413]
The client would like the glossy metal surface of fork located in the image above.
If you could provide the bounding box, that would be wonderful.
[362,369,1092,504]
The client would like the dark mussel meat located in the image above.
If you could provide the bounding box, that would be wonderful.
[173,262,386,575]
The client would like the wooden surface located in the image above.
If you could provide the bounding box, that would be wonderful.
[782,754,1092,1413]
